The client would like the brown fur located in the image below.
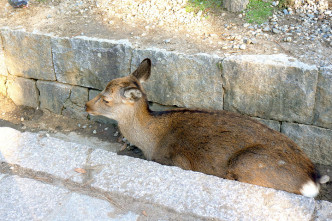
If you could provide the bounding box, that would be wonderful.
[86,58,318,195]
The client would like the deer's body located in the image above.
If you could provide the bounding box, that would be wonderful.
[86,58,325,197]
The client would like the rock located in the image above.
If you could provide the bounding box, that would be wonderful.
[6,76,39,108]
[62,86,89,119]
[0,37,7,76]
[52,36,132,90]
[272,28,281,34]
[222,54,318,124]
[239,44,246,50]
[223,0,249,12]
[252,117,281,132]
[314,200,332,221]
[263,26,271,32]
[313,66,332,129]
[281,122,332,165]
[37,81,72,114]
[283,9,289,15]
[1,29,56,80]
[131,49,224,110]
[0,75,6,96]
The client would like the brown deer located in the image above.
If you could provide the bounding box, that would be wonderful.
[86,58,327,197]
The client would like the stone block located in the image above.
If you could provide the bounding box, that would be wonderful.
[6,75,39,108]
[52,192,139,221]
[252,117,281,132]
[314,200,332,221]
[0,34,7,76]
[37,80,72,115]
[0,127,90,183]
[1,29,55,80]
[313,66,332,129]
[281,122,332,165]
[87,89,117,125]
[62,86,88,119]
[222,54,318,124]
[223,0,249,12]
[0,175,69,221]
[132,49,223,110]
[0,75,6,96]
[52,36,132,90]
[89,149,316,220]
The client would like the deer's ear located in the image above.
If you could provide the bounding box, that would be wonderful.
[121,87,142,103]
[131,58,151,83]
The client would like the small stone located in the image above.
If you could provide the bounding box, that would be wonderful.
[82,125,87,129]
[113,131,119,137]
[283,9,288,15]
[20,117,24,122]
[239,44,246,50]
[272,28,281,34]
[263,26,271,32]
[93,130,97,134]
[78,124,81,127]
[307,14,315,19]
[104,127,108,131]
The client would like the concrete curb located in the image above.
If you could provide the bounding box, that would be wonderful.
[0,127,331,220]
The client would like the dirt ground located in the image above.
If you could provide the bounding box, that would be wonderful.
[0,95,331,202]
[0,0,331,66]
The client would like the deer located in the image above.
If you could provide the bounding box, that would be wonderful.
[85,58,328,197]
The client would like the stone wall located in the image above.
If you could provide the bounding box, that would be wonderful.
[0,28,331,165]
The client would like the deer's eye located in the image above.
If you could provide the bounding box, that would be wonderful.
[102,98,110,104]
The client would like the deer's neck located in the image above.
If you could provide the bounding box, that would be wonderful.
[118,99,160,160]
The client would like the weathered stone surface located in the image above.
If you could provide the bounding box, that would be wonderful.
[62,86,88,119]
[281,122,332,165]
[0,175,69,221]
[52,192,139,221]
[313,66,332,129]
[252,117,281,132]
[314,200,332,221]
[1,29,55,80]
[37,80,72,114]
[6,75,39,108]
[52,36,132,90]
[88,89,117,125]
[0,75,6,96]
[0,35,7,76]
[89,149,316,221]
[132,49,223,110]
[223,54,318,124]
[0,127,90,183]
[223,0,249,12]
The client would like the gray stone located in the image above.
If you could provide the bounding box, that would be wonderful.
[252,117,281,131]
[313,66,332,129]
[51,192,139,221]
[223,0,249,12]
[52,36,132,90]
[0,75,6,96]
[1,29,55,80]
[132,49,223,110]
[89,149,316,220]
[62,86,88,119]
[0,35,7,76]
[37,80,72,114]
[0,127,90,183]
[281,122,332,165]
[88,89,117,125]
[6,75,39,108]
[222,54,318,124]
[314,200,332,221]
[0,175,69,221]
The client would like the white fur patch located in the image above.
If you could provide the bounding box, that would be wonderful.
[300,181,320,198]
